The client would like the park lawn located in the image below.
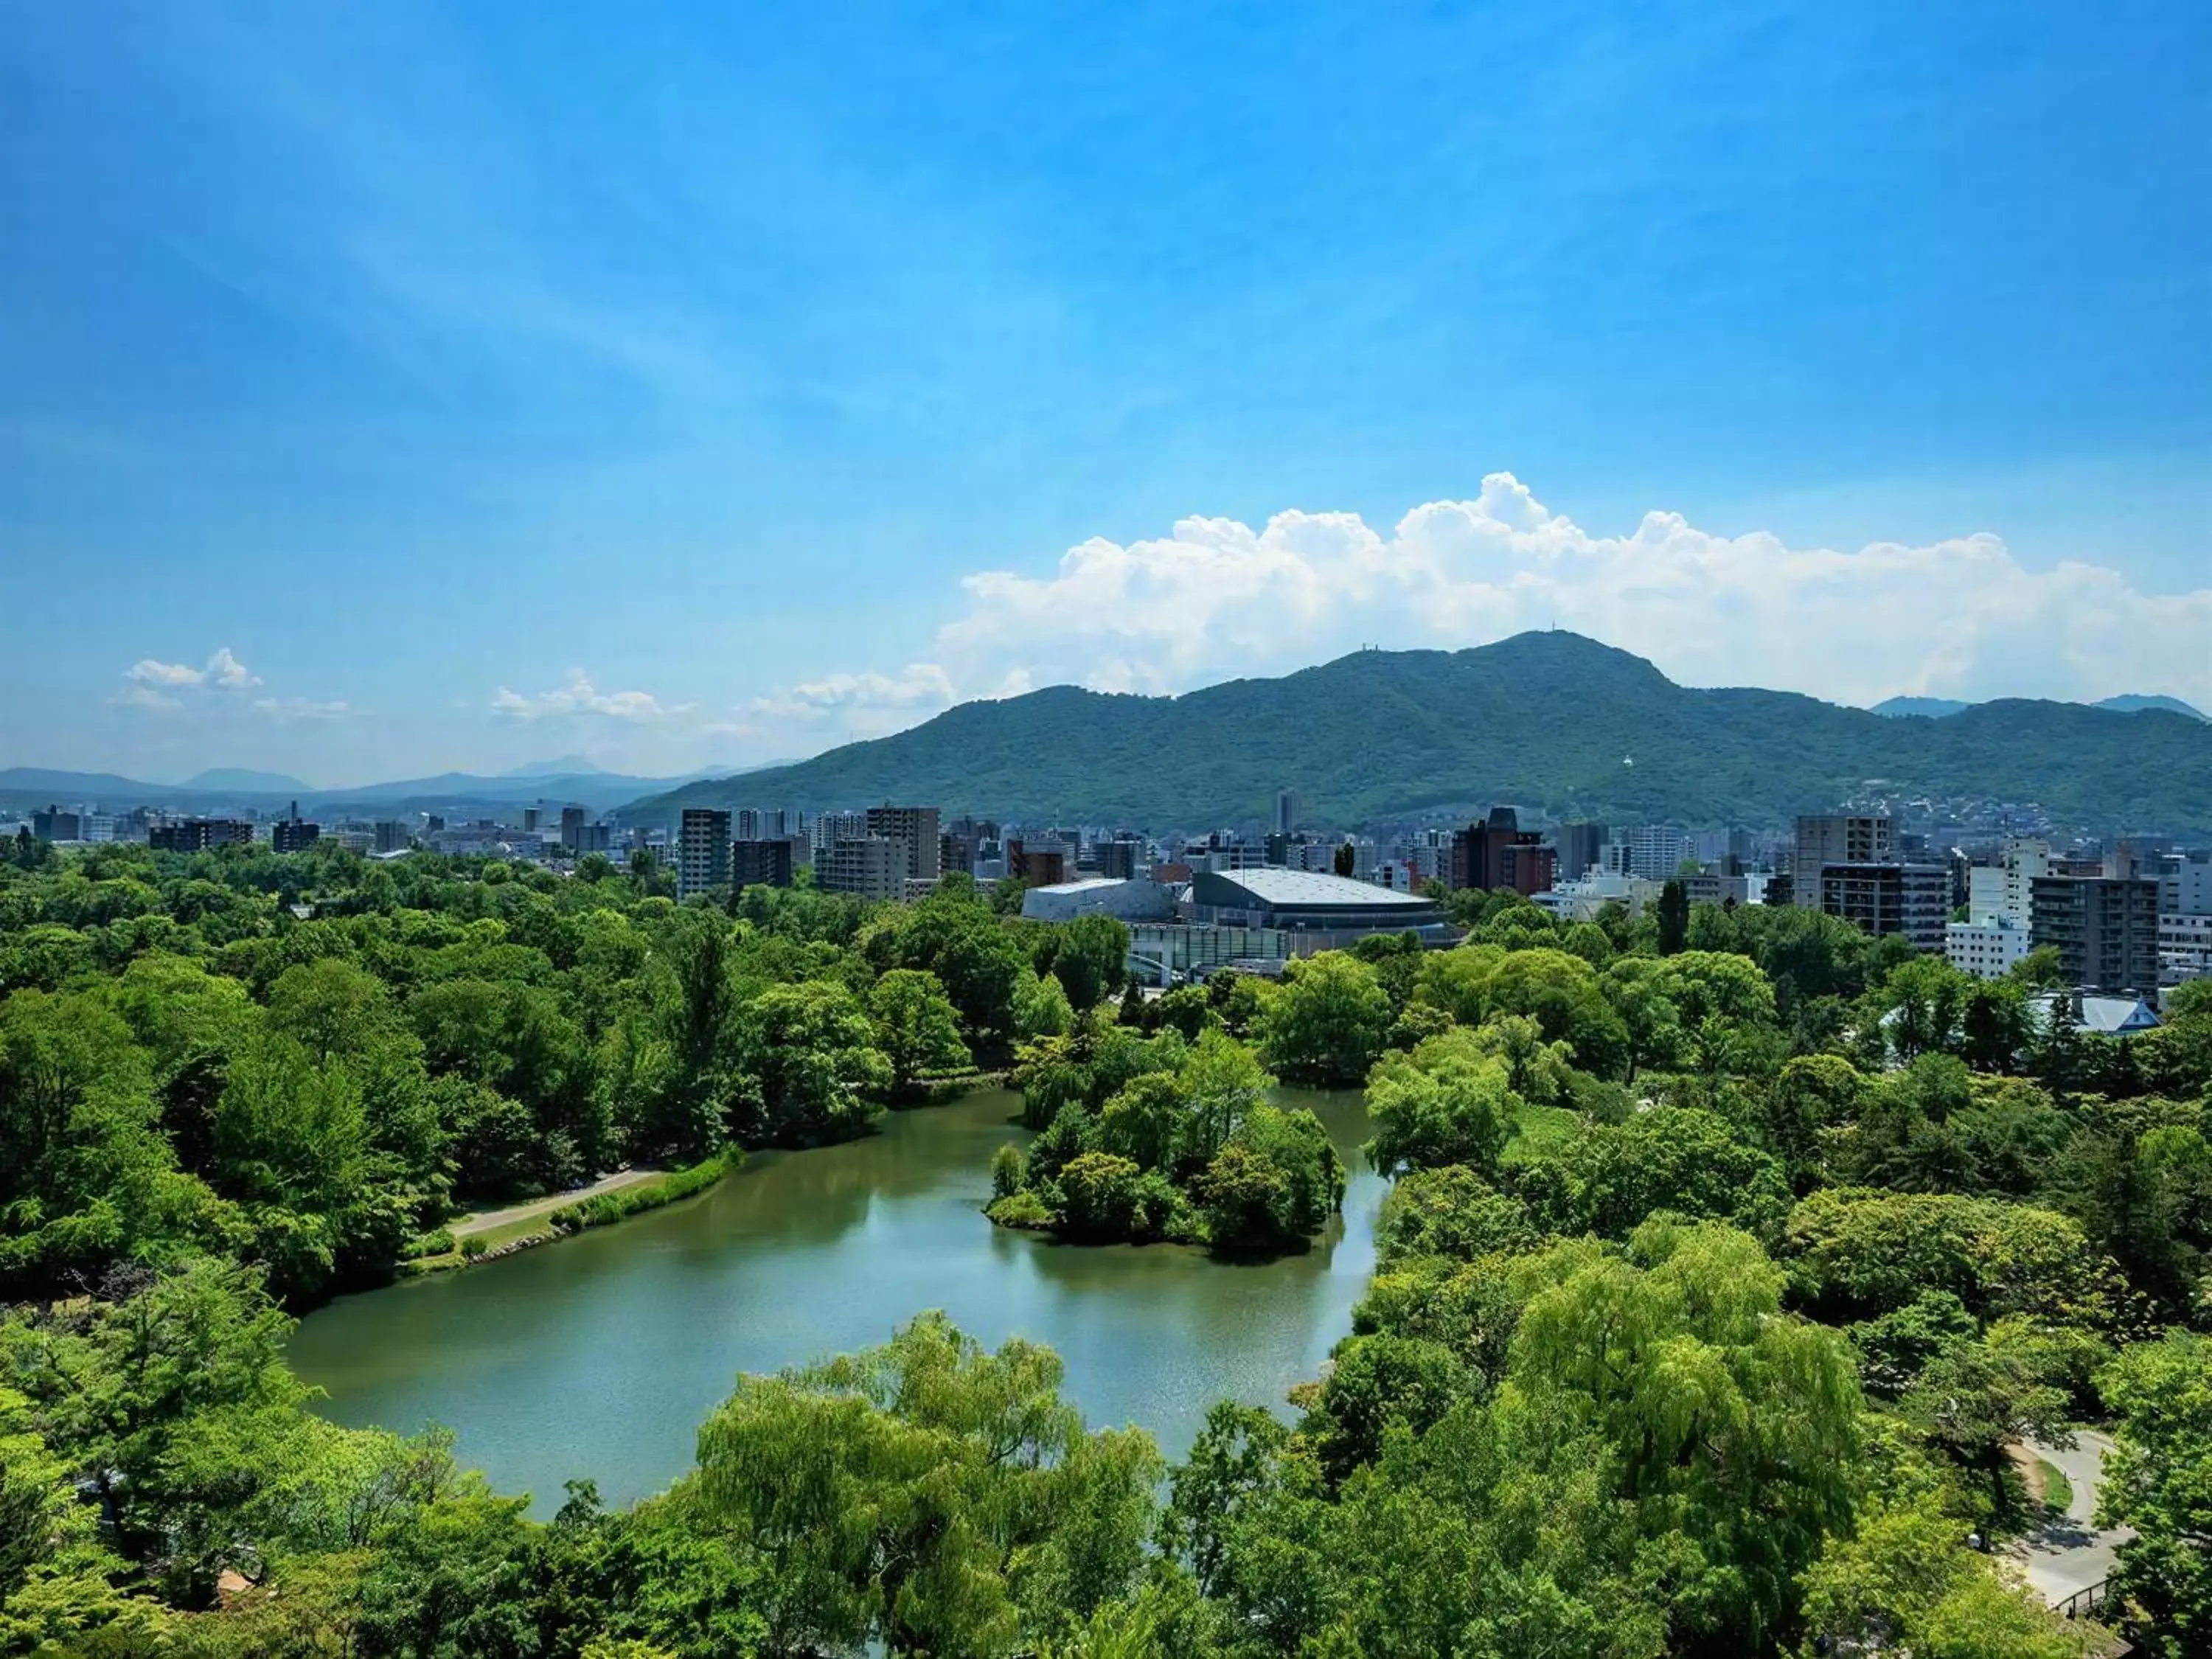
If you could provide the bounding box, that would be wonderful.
[2036,1458,2074,1517]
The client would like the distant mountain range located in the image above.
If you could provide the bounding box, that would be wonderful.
[179,768,315,793]
[0,759,784,820]
[1871,692,2205,721]
[630,632,2212,832]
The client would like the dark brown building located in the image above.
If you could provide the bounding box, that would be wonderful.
[1449,807,1554,895]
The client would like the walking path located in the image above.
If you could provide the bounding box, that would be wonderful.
[2011,1430,2133,1607]
[450,1169,666,1239]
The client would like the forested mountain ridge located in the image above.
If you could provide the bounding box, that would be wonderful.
[633,631,2212,830]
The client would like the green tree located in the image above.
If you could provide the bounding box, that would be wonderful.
[868,969,970,1094]
[692,1314,1158,1655]
[2098,1330,2212,1652]
[741,981,891,1146]
[1259,952,1391,1086]
[1050,915,1130,1013]
[1363,1029,1517,1176]
[1655,877,1689,955]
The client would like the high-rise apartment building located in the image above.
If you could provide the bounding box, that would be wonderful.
[2031,874,2160,993]
[813,811,866,853]
[1966,838,2051,926]
[1816,862,1949,953]
[731,838,794,891]
[1792,815,1893,907]
[816,835,907,900]
[559,806,587,851]
[1273,789,1300,836]
[1609,824,1691,883]
[676,807,732,899]
[272,818,321,853]
[863,805,942,884]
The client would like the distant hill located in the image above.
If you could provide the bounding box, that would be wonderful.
[2096,694,2205,720]
[180,768,313,793]
[1872,692,2203,722]
[0,757,808,820]
[502,755,608,777]
[627,632,2212,832]
[1869,696,1972,719]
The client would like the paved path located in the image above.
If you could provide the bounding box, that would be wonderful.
[2011,1430,2133,1607]
[450,1169,665,1239]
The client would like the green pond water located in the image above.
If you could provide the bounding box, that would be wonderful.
[288,1088,1382,1514]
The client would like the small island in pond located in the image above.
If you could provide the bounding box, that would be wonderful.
[987,1019,1345,1253]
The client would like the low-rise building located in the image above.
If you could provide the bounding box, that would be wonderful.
[150,818,253,854]
[1946,916,2031,980]
[1020,877,1175,924]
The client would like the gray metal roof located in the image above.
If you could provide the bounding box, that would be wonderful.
[1199,867,1431,906]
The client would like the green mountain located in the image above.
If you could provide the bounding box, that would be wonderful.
[627,632,2212,832]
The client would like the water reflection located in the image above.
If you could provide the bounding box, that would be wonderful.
[289,1088,1377,1514]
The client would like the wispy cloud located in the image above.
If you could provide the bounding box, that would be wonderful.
[491,669,690,723]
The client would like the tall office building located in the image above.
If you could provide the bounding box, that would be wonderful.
[1792,815,1893,905]
[676,807,733,899]
[1273,789,1300,836]
[1555,822,1606,882]
[560,806,587,851]
[863,804,942,883]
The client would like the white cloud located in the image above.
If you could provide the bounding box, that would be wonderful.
[491,669,689,723]
[111,683,185,713]
[126,658,207,689]
[917,473,2212,712]
[114,646,265,712]
[752,663,958,722]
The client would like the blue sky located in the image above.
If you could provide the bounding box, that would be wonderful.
[3,1,2206,785]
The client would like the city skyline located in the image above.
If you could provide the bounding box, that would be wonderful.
[4,4,2208,782]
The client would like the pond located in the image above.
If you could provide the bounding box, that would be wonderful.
[288,1087,1383,1513]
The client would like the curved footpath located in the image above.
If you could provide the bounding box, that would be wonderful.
[449,1168,666,1239]
[2011,1430,2134,1609]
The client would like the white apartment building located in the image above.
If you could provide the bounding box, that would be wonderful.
[1966,838,2051,926]
[2160,912,2212,986]
[812,811,866,854]
[1607,824,1691,882]
[1946,916,2032,980]
[2163,860,2212,918]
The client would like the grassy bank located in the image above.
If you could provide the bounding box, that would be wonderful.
[403,1150,743,1276]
